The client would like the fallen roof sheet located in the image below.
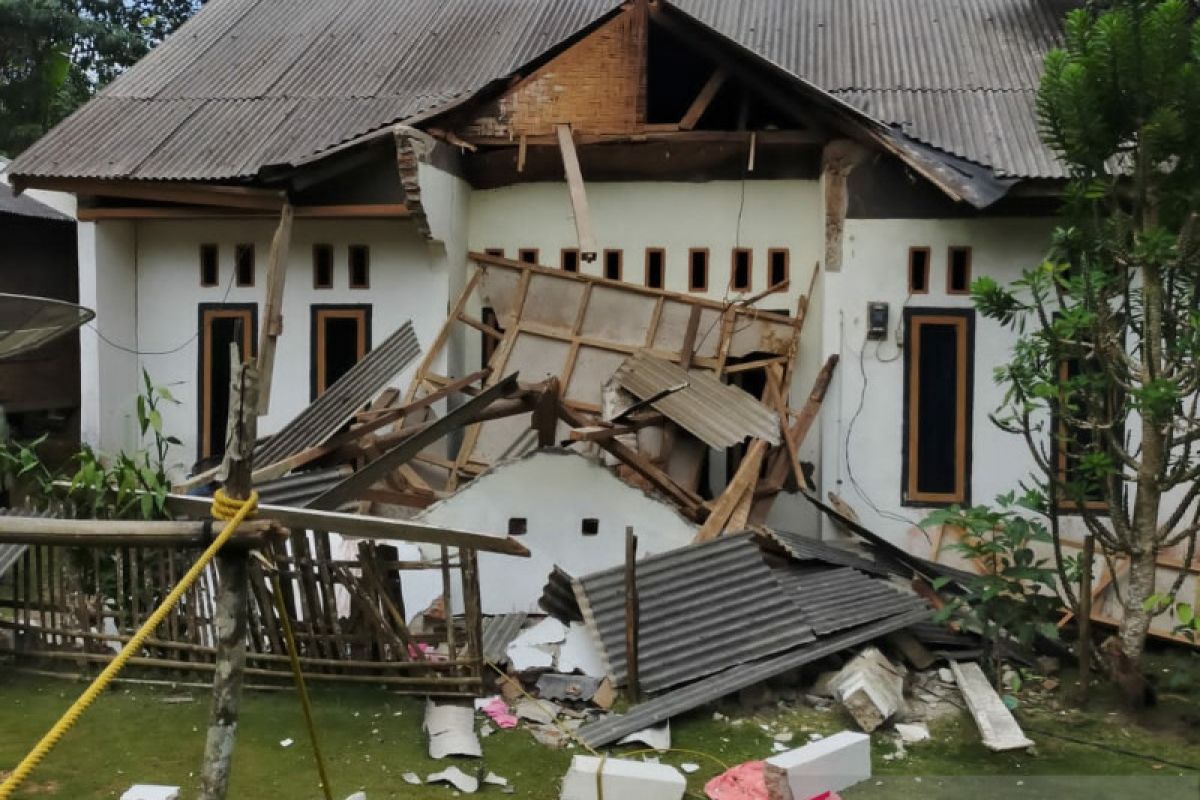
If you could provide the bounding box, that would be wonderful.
[613,351,780,449]
[7,1,1069,183]
[539,567,583,623]
[482,612,529,665]
[572,533,816,694]
[256,467,351,508]
[576,605,931,748]
[254,321,420,469]
[760,528,889,576]
[770,563,930,636]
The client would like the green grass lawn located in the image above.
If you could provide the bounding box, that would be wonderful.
[1,649,1199,799]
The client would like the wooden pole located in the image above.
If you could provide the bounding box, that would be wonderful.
[199,349,259,800]
[624,526,640,703]
[1077,534,1095,704]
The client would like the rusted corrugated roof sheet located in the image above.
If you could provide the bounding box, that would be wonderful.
[9,0,1072,182]
[614,351,779,450]
[254,321,420,469]
[572,533,816,693]
[576,605,932,748]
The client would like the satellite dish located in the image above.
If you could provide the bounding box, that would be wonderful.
[0,293,95,360]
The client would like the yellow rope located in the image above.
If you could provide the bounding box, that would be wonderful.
[0,489,259,800]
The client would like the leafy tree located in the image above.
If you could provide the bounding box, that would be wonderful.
[0,0,203,156]
[974,0,1200,664]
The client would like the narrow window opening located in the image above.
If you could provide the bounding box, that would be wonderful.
[688,248,709,292]
[234,243,255,287]
[581,518,599,536]
[518,248,539,264]
[604,249,623,281]
[731,248,752,291]
[484,248,505,257]
[561,248,580,273]
[349,245,370,289]
[904,310,973,505]
[199,244,219,287]
[645,248,665,289]
[908,247,930,294]
[312,306,371,399]
[768,248,789,289]
[508,517,528,536]
[312,244,334,289]
[947,246,972,294]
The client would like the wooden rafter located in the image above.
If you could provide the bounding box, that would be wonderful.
[555,124,598,260]
[679,68,728,130]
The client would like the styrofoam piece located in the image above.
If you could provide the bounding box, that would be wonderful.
[829,647,905,732]
[402,773,421,785]
[617,721,671,751]
[427,766,479,793]
[950,661,1035,751]
[763,731,870,800]
[484,772,509,786]
[507,643,554,671]
[560,756,686,800]
[557,622,606,676]
[344,793,367,800]
[894,723,930,744]
[120,786,180,800]
[511,617,567,647]
[424,700,482,758]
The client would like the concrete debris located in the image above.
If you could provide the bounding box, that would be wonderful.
[616,721,671,751]
[511,616,568,647]
[829,647,906,732]
[402,773,421,785]
[560,756,686,800]
[427,766,479,793]
[120,787,180,800]
[515,697,561,725]
[279,738,294,747]
[424,700,482,759]
[537,673,603,702]
[950,661,1035,752]
[763,731,870,800]
[893,722,930,744]
[484,772,509,786]
[345,794,367,800]
[529,723,570,748]
[680,763,700,774]
[507,643,555,671]
[938,667,955,684]
[557,621,607,677]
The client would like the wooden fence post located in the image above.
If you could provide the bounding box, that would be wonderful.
[199,350,258,800]
[624,526,640,703]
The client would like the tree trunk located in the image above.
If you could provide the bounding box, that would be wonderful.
[1118,545,1158,661]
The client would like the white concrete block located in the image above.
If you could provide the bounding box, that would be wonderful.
[763,731,871,800]
[560,756,686,800]
[120,786,180,800]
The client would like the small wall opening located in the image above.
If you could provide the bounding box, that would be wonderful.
[604,249,623,281]
[234,243,255,287]
[688,248,709,292]
[768,248,789,289]
[518,248,539,264]
[508,517,528,536]
[349,244,370,288]
[908,247,930,294]
[581,518,599,536]
[947,246,972,294]
[485,247,505,257]
[199,244,219,287]
[731,248,752,291]
[561,248,580,273]
[313,244,333,289]
[645,248,665,289]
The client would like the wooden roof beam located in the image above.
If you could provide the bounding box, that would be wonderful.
[17,177,288,210]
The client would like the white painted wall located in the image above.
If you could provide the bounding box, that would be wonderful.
[412,449,700,614]
[818,217,1060,548]
[78,220,139,454]
[132,217,444,470]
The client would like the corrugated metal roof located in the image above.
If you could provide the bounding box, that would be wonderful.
[614,351,779,450]
[482,612,529,664]
[771,563,929,636]
[760,528,888,576]
[254,321,420,469]
[8,0,1072,182]
[0,183,71,221]
[540,566,583,623]
[576,605,931,748]
[256,466,350,507]
[572,533,816,694]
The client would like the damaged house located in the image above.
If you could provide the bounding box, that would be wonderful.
[6,0,1192,647]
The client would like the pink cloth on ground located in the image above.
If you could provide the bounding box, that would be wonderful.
[481,696,519,729]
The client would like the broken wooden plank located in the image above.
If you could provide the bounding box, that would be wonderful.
[555,124,597,259]
[950,661,1034,752]
[256,203,294,414]
[695,439,768,542]
[679,68,727,130]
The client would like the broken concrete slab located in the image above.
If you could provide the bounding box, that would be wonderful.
[893,722,930,744]
[829,647,906,732]
[537,673,603,702]
[427,765,479,793]
[763,731,870,800]
[120,787,180,800]
[424,700,482,759]
[950,661,1034,752]
[508,643,555,671]
[560,756,686,800]
[616,721,671,751]
[515,697,561,724]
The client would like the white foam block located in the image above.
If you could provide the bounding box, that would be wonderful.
[764,731,871,800]
[120,787,180,800]
[560,756,686,800]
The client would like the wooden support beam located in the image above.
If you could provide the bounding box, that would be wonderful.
[23,177,286,210]
[765,354,840,492]
[76,204,409,221]
[694,439,768,542]
[555,124,598,260]
[679,305,702,370]
[679,68,728,130]
[531,377,561,448]
[624,527,640,703]
[463,130,823,148]
[0,517,281,547]
[256,204,294,415]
